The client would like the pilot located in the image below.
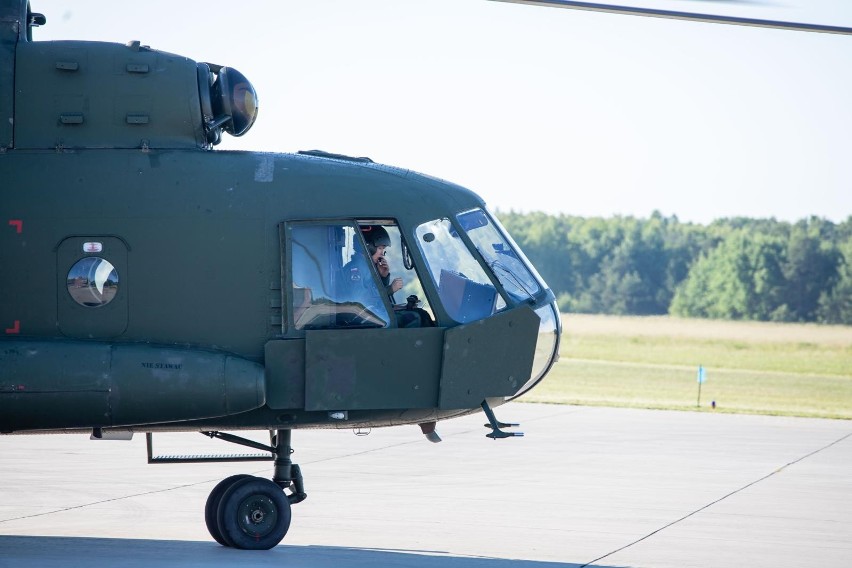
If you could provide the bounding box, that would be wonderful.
[340,225,402,307]
[341,225,434,328]
[363,225,403,303]
[361,225,434,328]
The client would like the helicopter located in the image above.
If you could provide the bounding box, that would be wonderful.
[0,0,562,550]
[0,0,846,552]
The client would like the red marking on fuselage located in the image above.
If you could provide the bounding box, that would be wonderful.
[8,219,22,233]
[5,320,20,334]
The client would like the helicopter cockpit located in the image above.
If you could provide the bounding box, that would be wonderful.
[417,209,560,398]
[286,207,560,400]
[415,208,560,398]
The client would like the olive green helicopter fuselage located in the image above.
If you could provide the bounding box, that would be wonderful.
[0,0,561,549]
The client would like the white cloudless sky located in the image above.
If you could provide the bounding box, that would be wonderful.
[28,0,852,224]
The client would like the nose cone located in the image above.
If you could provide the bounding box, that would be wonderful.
[509,301,561,400]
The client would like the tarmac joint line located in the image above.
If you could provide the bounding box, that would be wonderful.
[579,429,852,567]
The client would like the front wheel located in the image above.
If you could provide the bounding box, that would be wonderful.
[217,476,292,550]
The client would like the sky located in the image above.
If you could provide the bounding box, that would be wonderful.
[27,0,852,225]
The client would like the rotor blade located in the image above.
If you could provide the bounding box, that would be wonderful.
[491,0,852,35]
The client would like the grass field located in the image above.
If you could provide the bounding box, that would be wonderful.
[521,314,852,420]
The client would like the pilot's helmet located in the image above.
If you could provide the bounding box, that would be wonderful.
[361,225,391,255]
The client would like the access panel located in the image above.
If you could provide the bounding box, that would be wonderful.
[304,327,444,411]
[438,305,539,409]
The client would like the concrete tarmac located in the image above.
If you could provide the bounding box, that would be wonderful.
[1,402,850,568]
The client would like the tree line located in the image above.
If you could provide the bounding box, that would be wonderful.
[496,211,852,325]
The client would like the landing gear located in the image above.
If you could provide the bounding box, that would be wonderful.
[216,476,291,550]
[481,400,523,439]
[193,428,306,549]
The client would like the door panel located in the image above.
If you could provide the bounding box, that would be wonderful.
[304,327,444,411]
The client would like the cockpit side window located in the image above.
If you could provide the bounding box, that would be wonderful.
[288,223,390,330]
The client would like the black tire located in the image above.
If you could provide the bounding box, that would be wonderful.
[217,476,292,550]
[204,474,253,546]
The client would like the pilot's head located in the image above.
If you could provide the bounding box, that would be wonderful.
[361,225,391,263]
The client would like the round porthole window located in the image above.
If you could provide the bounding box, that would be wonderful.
[67,257,119,307]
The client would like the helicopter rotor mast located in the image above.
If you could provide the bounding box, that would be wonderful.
[492,0,852,35]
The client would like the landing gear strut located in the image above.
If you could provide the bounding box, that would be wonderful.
[197,428,306,549]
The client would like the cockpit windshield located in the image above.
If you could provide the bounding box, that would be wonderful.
[414,208,546,323]
[414,209,560,394]
[415,218,507,324]
[456,209,543,301]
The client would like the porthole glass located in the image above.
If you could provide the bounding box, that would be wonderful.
[67,257,119,307]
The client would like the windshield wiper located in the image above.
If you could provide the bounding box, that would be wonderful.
[489,259,535,302]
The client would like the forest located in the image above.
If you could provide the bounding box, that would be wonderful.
[496,211,852,325]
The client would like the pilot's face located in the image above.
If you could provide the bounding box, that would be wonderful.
[372,245,387,264]
[373,246,389,276]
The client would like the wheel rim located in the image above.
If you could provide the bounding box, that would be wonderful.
[237,495,278,538]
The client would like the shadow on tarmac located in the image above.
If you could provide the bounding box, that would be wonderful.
[0,535,619,568]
